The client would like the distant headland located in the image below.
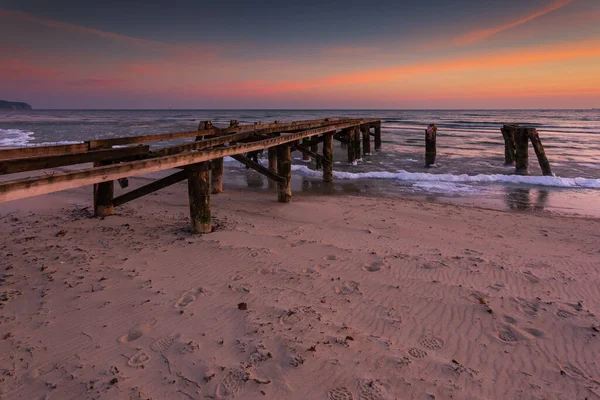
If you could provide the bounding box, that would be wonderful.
[0,100,33,110]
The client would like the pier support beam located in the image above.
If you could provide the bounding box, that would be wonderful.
[345,128,356,164]
[93,161,114,217]
[514,127,530,175]
[528,128,552,176]
[501,124,517,165]
[277,144,292,203]
[374,122,382,151]
[187,162,211,233]
[361,125,371,155]
[268,147,278,189]
[425,124,437,168]
[302,139,311,161]
[353,127,361,161]
[323,132,334,183]
[211,158,223,194]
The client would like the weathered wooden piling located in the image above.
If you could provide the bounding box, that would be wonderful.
[267,147,278,188]
[302,138,311,161]
[277,144,292,203]
[353,127,361,160]
[374,122,382,151]
[501,124,517,165]
[187,162,211,233]
[514,127,530,175]
[345,128,356,164]
[93,161,114,217]
[211,158,223,194]
[425,124,437,168]
[323,132,334,182]
[527,128,552,176]
[361,125,371,155]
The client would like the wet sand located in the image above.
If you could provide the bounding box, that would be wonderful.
[0,174,599,399]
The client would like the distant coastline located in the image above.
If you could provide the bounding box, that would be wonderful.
[0,100,32,110]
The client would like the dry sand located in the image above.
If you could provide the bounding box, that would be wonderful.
[0,175,599,400]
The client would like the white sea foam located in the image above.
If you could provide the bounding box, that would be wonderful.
[0,129,35,146]
[290,165,600,189]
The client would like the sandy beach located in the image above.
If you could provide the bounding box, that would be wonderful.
[0,174,599,400]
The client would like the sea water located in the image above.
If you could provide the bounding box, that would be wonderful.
[1,109,599,216]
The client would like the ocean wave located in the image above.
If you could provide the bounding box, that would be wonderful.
[290,165,600,189]
[0,129,35,146]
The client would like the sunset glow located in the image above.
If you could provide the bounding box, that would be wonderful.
[1,0,599,108]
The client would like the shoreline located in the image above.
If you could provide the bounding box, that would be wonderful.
[1,176,599,399]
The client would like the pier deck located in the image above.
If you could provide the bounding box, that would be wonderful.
[0,118,381,232]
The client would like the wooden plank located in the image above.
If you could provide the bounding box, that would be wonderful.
[277,144,292,203]
[0,143,89,161]
[0,145,150,175]
[88,118,357,149]
[113,170,188,207]
[93,161,114,217]
[187,162,211,233]
[0,121,365,203]
[231,154,285,184]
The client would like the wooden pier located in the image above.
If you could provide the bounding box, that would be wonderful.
[0,118,381,233]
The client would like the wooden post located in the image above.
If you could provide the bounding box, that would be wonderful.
[229,120,239,127]
[323,132,334,183]
[501,124,517,165]
[311,141,321,169]
[277,144,292,203]
[353,127,361,161]
[302,138,311,161]
[361,125,371,155]
[187,162,211,233]
[374,122,382,151]
[211,158,223,194]
[425,124,437,168]
[514,127,530,175]
[345,128,355,164]
[93,161,114,217]
[527,128,552,176]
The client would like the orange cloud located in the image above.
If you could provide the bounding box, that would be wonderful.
[453,0,576,45]
[244,39,600,95]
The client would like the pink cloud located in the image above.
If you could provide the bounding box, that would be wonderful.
[453,0,576,45]
[67,78,125,87]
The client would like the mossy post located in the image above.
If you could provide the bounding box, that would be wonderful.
[210,158,223,194]
[323,131,334,183]
[93,161,114,217]
[187,162,211,233]
[425,124,437,168]
[527,128,552,176]
[267,147,278,189]
[277,144,292,203]
[361,125,371,155]
[374,121,382,151]
[501,124,517,165]
[514,127,530,175]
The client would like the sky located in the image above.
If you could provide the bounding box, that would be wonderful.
[1,0,599,109]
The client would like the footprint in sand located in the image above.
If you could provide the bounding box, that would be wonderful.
[362,261,385,272]
[513,297,539,318]
[127,349,151,368]
[418,336,444,351]
[150,333,181,353]
[328,387,354,400]
[118,318,157,343]
[174,290,197,309]
[335,281,361,295]
[522,270,540,284]
[215,367,248,399]
[524,328,545,338]
[557,309,574,318]
[408,347,428,359]
[498,325,522,343]
[357,379,386,400]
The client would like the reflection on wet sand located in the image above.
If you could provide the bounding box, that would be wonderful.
[506,188,549,211]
